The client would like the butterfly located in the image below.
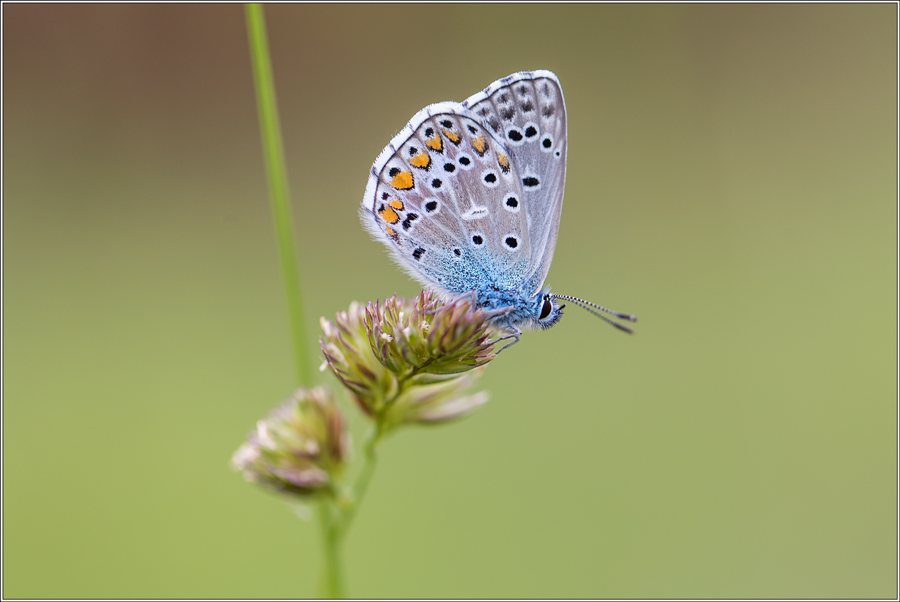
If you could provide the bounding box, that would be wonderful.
[360,70,636,351]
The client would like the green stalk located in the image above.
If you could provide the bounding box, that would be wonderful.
[245,3,311,387]
[338,377,417,534]
[316,501,344,599]
[339,422,382,534]
[245,4,339,597]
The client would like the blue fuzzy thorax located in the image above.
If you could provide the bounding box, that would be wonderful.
[473,286,564,332]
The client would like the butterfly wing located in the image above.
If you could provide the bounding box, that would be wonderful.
[461,70,568,295]
[360,101,533,297]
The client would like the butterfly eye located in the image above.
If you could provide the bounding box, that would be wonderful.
[539,297,553,320]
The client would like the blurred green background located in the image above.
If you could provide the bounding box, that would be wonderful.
[4,4,896,599]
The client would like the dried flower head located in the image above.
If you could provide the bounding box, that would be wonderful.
[365,290,496,375]
[386,368,490,427]
[231,387,348,497]
[320,290,495,429]
[320,301,394,418]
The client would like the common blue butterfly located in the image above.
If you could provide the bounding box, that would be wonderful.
[361,70,636,350]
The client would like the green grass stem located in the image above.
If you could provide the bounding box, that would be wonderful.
[245,3,311,387]
[245,4,339,597]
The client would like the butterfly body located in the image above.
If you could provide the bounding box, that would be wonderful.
[361,70,636,346]
[360,71,569,341]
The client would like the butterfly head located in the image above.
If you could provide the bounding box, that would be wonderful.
[532,290,565,330]
[489,288,637,335]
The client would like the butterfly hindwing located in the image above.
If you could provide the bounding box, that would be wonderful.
[361,101,532,296]
[462,70,568,295]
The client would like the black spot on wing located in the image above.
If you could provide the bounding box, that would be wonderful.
[402,213,419,230]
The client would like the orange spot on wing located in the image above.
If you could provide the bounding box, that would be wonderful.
[390,170,414,190]
[379,206,400,224]
[497,152,510,173]
[426,135,443,152]
[443,129,461,144]
[472,135,488,156]
[385,226,398,240]
[388,199,404,210]
[409,152,431,169]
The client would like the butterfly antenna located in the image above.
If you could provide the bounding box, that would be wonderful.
[552,294,637,334]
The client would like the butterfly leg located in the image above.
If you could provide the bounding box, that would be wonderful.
[493,326,522,354]
[457,290,479,311]
[481,305,514,320]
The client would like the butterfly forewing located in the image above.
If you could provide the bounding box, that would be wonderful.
[462,71,567,295]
